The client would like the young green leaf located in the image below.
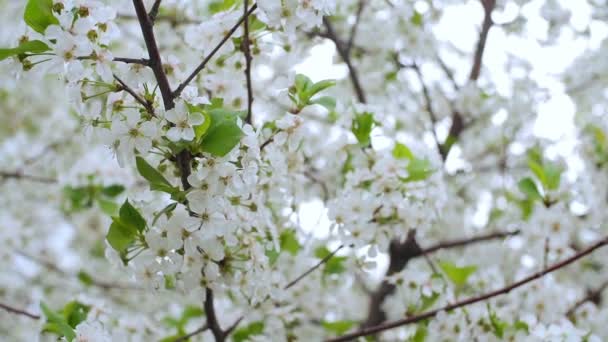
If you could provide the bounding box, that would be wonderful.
[119,200,147,233]
[233,321,265,342]
[40,302,76,341]
[136,156,172,187]
[517,177,543,202]
[439,261,477,287]
[101,184,125,197]
[200,108,243,157]
[106,219,138,254]
[322,320,355,335]
[279,230,301,256]
[62,301,91,328]
[352,112,375,146]
[0,40,50,61]
[393,142,415,160]
[24,0,59,34]
[311,96,336,111]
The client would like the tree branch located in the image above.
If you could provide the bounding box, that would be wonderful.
[329,235,608,342]
[113,74,155,116]
[284,245,346,290]
[0,171,57,184]
[469,0,495,82]
[173,324,209,342]
[113,57,150,66]
[148,0,162,24]
[204,288,225,342]
[346,0,367,54]
[362,229,520,329]
[566,279,608,317]
[322,17,367,103]
[173,4,258,99]
[132,0,173,110]
[0,302,40,320]
[242,0,254,124]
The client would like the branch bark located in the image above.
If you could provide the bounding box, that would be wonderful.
[0,302,40,320]
[330,235,608,342]
[173,4,258,99]
[242,0,254,124]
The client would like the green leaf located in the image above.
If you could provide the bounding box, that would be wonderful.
[306,79,336,99]
[280,230,300,256]
[136,156,172,188]
[208,0,237,13]
[77,270,94,287]
[233,321,265,342]
[411,11,424,27]
[62,301,91,328]
[518,177,543,202]
[314,246,347,276]
[200,109,243,157]
[101,184,125,197]
[294,74,313,96]
[265,248,280,266]
[409,323,428,342]
[97,198,119,216]
[419,292,440,312]
[404,158,433,182]
[0,40,50,61]
[106,219,137,253]
[439,261,477,287]
[194,111,212,141]
[119,200,146,233]
[40,302,76,341]
[487,304,508,339]
[24,0,59,34]
[393,142,415,160]
[310,96,336,111]
[322,320,355,335]
[543,163,562,190]
[513,320,529,333]
[352,112,375,146]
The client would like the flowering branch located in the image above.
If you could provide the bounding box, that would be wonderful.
[242,0,254,124]
[113,57,150,66]
[285,244,346,290]
[469,0,496,81]
[362,229,520,328]
[0,170,57,184]
[0,302,40,320]
[566,279,608,317]
[113,74,155,115]
[172,4,258,99]
[173,324,209,342]
[330,235,608,342]
[321,17,367,103]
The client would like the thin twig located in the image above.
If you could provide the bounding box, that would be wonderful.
[113,57,150,66]
[149,0,162,23]
[173,4,258,99]
[322,17,366,103]
[0,302,40,320]
[173,324,209,342]
[132,0,174,109]
[113,74,155,116]
[346,0,367,54]
[285,245,346,290]
[411,63,443,160]
[469,0,495,81]
[566,279,608,317]
[243,0,254,124]
[421,229,520,255]
[329,235,608,341]
[0,171,57,184]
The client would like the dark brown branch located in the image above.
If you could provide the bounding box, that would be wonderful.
[0,302,40,320]
[469,0,495,81]
[329,235,608,342]
[148,0,162,23]
[411,63,444,160]
[0,171,56,184]
[224,316,244,337]
[242,0,254,124]
[173,4,258,99]
[174,324,209,342]
[322,17,367,103]
[362,229,520,329]
[132,0,174,110]
[346,0,367,54]
[113,57,150,66]
[285,245,346,290]
[204,288,225,342]
[421,229,520,255]
[113,74,155,115]
[566,279,608,317]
